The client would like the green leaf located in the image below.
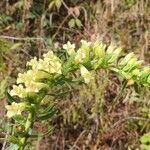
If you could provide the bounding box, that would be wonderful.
[8,135,22,145]
[140,144,150,150]
[39,105,55,114]
[10,43,22,50]
[5,144,19,150]
[38,107,57,120]
[6,92,16,104]
[140,133,150,144]
[75,18,82,28]
[13,115,26,126]
[47,90,73,97]
[68,19,75,28]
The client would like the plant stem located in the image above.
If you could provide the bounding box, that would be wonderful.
[108,80,127,112]
[19,110,35,150]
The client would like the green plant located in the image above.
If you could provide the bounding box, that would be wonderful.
[5,40,150,149]
[140,133,150,150]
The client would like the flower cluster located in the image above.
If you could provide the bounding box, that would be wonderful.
[63,40,123,83]
[9,51,62,99]
[63,40,150,87]
[115,52,150,86]
[118,53,142,77]
[6,40,150,118]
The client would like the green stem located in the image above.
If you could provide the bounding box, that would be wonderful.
[19,110,35,150]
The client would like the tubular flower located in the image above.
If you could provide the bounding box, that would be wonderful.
[80,40,91,51]
[17,70,33,84]
[25,81,47,93]
[43,51,57,61]
[74,40,91,63]
[10,85,27,98]
[26,57,38,70]
[75,49,86,63]
[106,44,122,63]
[17,70,50,85]
[63,41,75,56]
[119,52,135,67]
[42,52,62,74]
[27,51,62,74]
[80,65,94,84]
[92,41,106,58]
[5,102,26,118]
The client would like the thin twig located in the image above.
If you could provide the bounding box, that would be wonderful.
[0,35,44,41]
[70,130,86,150]
[1,133,8,150]
[52,14,70,40]
[110,116,150,129]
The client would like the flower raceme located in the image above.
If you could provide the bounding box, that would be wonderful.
[9,51,62,98]
[6,40,150,118]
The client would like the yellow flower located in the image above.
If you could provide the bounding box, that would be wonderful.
[75,49,86,63]
[80,40,91,49]
[106,44,122,63]
[80,65,94,84]
[17,70,33,84]
[127,79,135,86]
[10,85,27,98]
[43,51,55,60]
[63,41,75,55]
[92,41,106,58]
[26,53,62,75]
[39,51,62,74]
[43,51,60,64]
[106,43,115,54]
[48,61,62,74]
[120,52,135,67]
[17,70,50,90]
[25,81,46,93]
[5,102,26,118]
[26,57,38,70]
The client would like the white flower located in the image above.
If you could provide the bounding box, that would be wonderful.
[25,81,46,93]
[107,48,122,63]
[42,51,62,74]
[63,41,75,55]
[120,52,135,67]
[17,70,33,84]
[80,65,94,84]
[92,41,106,58]
[5,102,26,118]
[10,85,27,98]
[26,57,38,70]
[106,44,122,63]
[80,40,91,48]
[75,49,86,63]
[106,43,115,54]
